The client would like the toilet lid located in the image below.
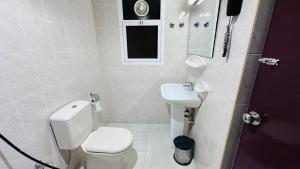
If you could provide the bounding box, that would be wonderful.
[83,127,133,154]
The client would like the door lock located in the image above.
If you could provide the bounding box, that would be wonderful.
[242,111,261,126]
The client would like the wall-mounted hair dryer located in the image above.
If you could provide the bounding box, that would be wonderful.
[227,0,244,16]
[223,0,244,60]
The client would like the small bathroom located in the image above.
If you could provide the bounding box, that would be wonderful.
[1,0,300,169]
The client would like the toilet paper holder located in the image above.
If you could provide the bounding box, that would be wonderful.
[90,93,100,103]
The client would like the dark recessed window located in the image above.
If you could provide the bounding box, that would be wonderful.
[119,0,164,64]
[126,26,158,59]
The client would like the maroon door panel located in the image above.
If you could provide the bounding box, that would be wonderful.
[233,0,300,169]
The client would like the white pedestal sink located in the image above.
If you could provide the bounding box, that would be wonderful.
[161,83,202,141]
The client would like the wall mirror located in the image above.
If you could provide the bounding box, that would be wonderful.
[187,0,220,58]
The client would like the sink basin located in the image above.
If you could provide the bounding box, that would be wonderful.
[161,83,202,108]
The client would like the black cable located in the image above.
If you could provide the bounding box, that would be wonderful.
[0,133,60,169]
[223,16,233,58]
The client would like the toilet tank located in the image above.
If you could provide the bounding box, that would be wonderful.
[50,100,93,150]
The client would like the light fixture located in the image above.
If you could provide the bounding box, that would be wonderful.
[188,0,205,6]
[134,0,149,17]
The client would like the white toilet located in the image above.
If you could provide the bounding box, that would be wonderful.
[50,100,133,169]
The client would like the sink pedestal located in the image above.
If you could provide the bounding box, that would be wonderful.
[170,105,185,141]
[161,83,204,143]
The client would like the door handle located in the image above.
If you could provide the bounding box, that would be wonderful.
[242,111,261,126]
[258,58,280,66]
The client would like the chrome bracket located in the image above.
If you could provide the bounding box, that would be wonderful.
[258,57,280,66]
[90,93,100,102]
[242,111,261,126]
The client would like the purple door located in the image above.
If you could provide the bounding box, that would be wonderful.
[233,0,300,169]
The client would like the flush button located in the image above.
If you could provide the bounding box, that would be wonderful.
[72,105,77,108]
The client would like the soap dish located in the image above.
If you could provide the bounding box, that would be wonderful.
[194,81,209,100]
[185,55,207,77]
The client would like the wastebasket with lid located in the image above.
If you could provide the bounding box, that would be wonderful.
[173,136,194,166]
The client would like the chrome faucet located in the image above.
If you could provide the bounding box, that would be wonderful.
[184,82,194,91]
[90,93,100,103]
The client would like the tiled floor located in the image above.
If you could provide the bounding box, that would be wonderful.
[104,123,196,169]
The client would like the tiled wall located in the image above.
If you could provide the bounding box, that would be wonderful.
[189,0,262,169]
[92,0,188,123]
[0,0,272,169]
[0,0,100,168]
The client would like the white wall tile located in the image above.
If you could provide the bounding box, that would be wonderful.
[0,4,28,53]
[54,52,78,81]
[0,140,34,169]
[15,93,50,136]
[21,12,52,52]
[93,5,109,27]
[164,50,187,66]
[44,87,67,113]
[0,0,100,168]
[0,53,40,105]
[93,4,119,28]
[104,85,136,102]
[92,0,117,6]
[0,103,26,144]
[22,127,54,163]
[42,0,63,22]
[19,0,43,14]
[164,20,189,50]
[108,102,139,123]
[136,102,163,124]
[135,84,163,103]
[92,0,189,124]
[33,52,61,91]
[46,22,68,52]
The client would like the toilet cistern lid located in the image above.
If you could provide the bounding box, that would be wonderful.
[83,127,133,154]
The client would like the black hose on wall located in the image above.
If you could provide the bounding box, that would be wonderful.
[0,133,60,169]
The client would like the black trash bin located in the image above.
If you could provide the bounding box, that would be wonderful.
[173,136,194,166]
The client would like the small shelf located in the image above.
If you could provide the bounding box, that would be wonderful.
[185,55,207,77]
